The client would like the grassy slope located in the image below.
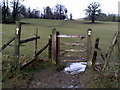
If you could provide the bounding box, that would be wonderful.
[2,19,118,55]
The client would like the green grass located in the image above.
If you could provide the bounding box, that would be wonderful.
[2,19,118,56]
[1,19,118,88]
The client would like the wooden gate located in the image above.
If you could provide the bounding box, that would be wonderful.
[49,28,92,67]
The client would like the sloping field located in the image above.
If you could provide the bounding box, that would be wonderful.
[2,19,118,57]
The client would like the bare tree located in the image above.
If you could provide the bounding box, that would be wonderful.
[70,13,72,20]
[54,4,67,20]
[85,2,101,23]
[2,0,11,23]
[12,0,24,22]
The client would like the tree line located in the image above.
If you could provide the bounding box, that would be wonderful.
[1,0,73,23]
[1,1,119,24]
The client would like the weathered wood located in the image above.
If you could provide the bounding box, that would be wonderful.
[20,36,40,44]
[87,29,92,67]
[0,37,15,52]
[48,34,52,59]
[92,48,106,61]
[35,43,49,57]
[102,32,118,72]
[20,58,36,70]
[34,29,38,58]
[56,31,60,64]
[57,35,87,38]
[62,54,85,58]
[15,21,21,68]
[92,38,100,66]
[60,49,87,52]
[60,43,84,46]
[60,51,68,56]
[51,28,57,64]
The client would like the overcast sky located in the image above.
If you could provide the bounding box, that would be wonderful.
[1,0,119,19]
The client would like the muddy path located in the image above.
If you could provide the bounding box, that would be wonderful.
[28,67,85,88]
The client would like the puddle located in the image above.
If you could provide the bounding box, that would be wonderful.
[63,62,87,75]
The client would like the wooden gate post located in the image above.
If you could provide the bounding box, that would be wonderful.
[56,31,60,64]
[51,28,57,64]
[34,28,38,58]
[87,29,92,67]
[15,21,21,68]
[92,38,100,66]
[48,34,52,59]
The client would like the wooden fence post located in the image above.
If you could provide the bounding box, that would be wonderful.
[87,29,92,67]
[51,28,57,64]
[15,21,21,68]
[56,31,60,64]
[48,34,52,59]
[102,32,118,72]
[92,38,99,66]
[34,28,38,58]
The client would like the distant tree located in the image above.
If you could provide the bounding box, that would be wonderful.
[112,15,116,22]
[95,12,107,21]
[105,14,116,22]
[2,0,11,23]
[27,7,32,18]
[85,2,101,23]
[19,5,27,18]
[44,6,53,19]
[54,4,67,20]
[70,13,73,20]
[11,0,24,22]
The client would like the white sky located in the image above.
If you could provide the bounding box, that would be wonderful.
[1,0,120,19]
[22,0,119,19]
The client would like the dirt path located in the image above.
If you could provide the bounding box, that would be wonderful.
[28,67,85,88]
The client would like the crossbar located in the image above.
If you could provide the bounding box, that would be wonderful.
[60,49,87,52]
[57,35,87,38]
[61,54,86,58]
[20,36,40,44]
[0,37,15,52]
[60,43,84,46]
[35,43,49,57]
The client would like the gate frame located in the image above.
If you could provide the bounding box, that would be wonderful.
[50,28,92,67]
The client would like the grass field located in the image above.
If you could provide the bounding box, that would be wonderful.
[2,19,118,56]
[1,19,119,88]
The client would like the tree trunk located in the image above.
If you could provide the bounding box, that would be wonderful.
[91,11,95,23]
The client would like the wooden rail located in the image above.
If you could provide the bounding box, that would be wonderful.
[20,36,40,44]
[60,49,87,52]
[20,43,49,69]
[57,35,87,38]
[35,43,49,57]
[61,54,86,58]
[102,32,118,72]
[0,37,15,52]
[60,43,84,46]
